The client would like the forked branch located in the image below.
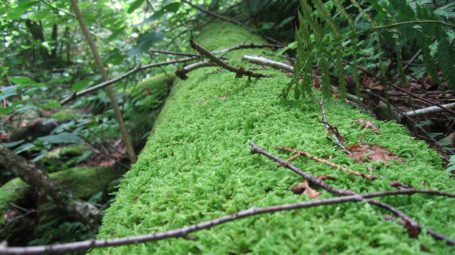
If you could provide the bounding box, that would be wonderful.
[190,39,266,78]
[250,143,454,244]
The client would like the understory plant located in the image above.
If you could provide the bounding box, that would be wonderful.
[284,0,455,99]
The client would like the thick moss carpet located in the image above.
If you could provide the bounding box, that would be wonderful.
[91,22,454,254]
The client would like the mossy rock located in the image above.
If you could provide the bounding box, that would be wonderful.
[91,22,455,254]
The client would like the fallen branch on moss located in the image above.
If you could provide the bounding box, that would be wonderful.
[150,44,279,58]
[175,61,218,80]
[0,187,453,254]
[250,143,454,244]
[276,146,376,180]
[62,45,279,105]
[319,101,351,154]
[243,55,293,72]
[61,57,197,105]
[190,39,266,79]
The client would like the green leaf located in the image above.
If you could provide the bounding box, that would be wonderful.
[15,143,36,154]
[163,2,182,13]
[10,76,36,86]
[128,30,164,56]
[447,155,455,171]
[4,0,38,20]
[72,79,91,91]
[2,140,24,148]
[0,86,19,101]
[38,132,81,144]
[127,0,144,14]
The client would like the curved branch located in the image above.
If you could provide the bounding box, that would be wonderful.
[60,57,197,105]
[0,189,453,254]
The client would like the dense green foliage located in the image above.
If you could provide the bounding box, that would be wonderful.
[91,22,454,254]
[285,0,455,99]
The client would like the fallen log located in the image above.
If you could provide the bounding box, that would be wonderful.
[80,22,454,254]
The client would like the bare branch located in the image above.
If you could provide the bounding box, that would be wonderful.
[62,45,280,105]
[213,44,281,55]
[404,102,455,118]
[0,188,453,254]
[175,61,217,80]
[149,49,199,57]
[250,143,354,195]
[61,57,197,105]
[181,0,243,27]
[243,55,293,72]
[250,143,454,244]
[352,63,455,116]
[190,39,267,79]
[319,100,351,154]
[276,146,376,180]
[0,147,101,226]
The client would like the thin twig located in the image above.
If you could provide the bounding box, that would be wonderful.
[250,143,454,244]
[63,44,280,105]
[175,61,218,80]
[250,143,353,196]
[276,146,376,180]
[243,55,293,72]
[181,0,243,27]
[373,20,455,30]
[190,39,266,79]
[319,100,351,154]
[149,49,199,57]
[41,0,76,18]
[60,57,196,105]
[353,63,455,115]
[213,44,280,55]
[0,189,453,254]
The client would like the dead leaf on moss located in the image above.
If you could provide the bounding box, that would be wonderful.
[347,143,401,164]
[390,181,414,190]
[292,180,320,199]
[354,119,381,135]
[316,175,336,181]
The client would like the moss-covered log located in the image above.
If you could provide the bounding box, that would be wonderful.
[0,166,122,226]
[91,23,455,254]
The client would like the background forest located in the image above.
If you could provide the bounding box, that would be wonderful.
[0,0,454,253]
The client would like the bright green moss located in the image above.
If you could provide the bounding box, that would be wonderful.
[92,22,454,254]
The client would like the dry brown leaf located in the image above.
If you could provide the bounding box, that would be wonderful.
[347,143,401,164]
[316,175,336,181]
[354,119,381,135]
[312,79,321,89]
[292,180,320,199]
[390,181,414,190]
